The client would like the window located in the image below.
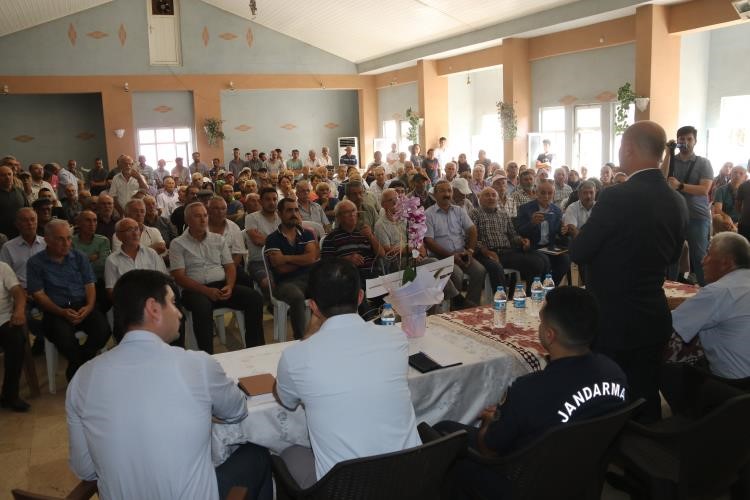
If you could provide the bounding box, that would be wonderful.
[610,103,634,163]
[137,127,193,170]
[470,114,502,166]
[382,120,397,141]
[707,95,750,171]
[573,105,602,170]
[539,106,566,166]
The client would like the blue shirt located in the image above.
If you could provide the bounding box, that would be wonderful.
[424,203,474,255]
[264,227,315,283]
[26,249,95,306]
[672,268,750,379]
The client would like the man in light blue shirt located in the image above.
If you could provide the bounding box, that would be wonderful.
[66,269,272,500]
[672,232,750,379]
[424,179,486,307]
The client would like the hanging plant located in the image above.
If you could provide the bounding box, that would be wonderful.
[496,101,517,140]
[203,118,225,146]
[615,83,637,135]
[405,108,422,144]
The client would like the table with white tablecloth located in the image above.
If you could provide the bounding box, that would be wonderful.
[210,316,539,465]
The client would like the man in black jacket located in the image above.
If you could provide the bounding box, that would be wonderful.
[570,120,688,422]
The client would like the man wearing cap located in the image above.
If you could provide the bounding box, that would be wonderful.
[339,146,358,167]
[408,173,433,209]
[451,178,477,213]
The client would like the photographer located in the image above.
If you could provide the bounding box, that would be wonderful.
[666,126,713,286]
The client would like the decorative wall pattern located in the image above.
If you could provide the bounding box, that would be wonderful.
[234,124,252,132]
[118,23,126,46]
[67,23,76,46]
[219,32,236,40]
[245,28,253,48]
[324,122,339,129]
[86,30,108,39]
[280,123,297,130]
[558,95,578,105]
[202,26,209,47]
[153,105,173,113]
[13,135,34,143]
[595,91,616,102]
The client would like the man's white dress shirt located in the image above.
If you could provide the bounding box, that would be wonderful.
[66,330,247,500]
[276,314,421,481]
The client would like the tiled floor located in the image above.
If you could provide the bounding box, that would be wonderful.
[0,313,632,499]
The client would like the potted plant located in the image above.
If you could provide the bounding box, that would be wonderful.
[615,83,649,135]
[496,101,518,140]
[203,118,225,146]
[405,108,422,144]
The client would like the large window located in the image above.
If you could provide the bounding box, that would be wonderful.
[539,106,566,167]
[706,95,750,173]
[573,105,602,170]
[137,127,193,170]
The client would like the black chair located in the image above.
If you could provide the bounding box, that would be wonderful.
[271,425,467,500]
[463,398,645,500]
[614,393,750,499]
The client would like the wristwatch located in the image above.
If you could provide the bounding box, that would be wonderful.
[677,182,684,192]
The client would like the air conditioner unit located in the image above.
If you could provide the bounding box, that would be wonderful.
[337,137,359,164]
[732,0,750,19]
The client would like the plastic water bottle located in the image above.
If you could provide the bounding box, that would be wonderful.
[543,273,555,297]
[380,303,396,326]
[492,286,507,328]
[530,277,544,313]
[513,284,526,309]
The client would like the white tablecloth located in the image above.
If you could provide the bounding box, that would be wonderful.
[210,320,534,465]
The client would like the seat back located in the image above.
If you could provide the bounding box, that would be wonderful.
[12,480,97,500]
[260,245,279,301]
[676,394,750,497]
[275,430,466,500]
[300,221,324,240]
[479,399,644,500]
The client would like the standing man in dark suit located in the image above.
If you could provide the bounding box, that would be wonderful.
[569,121,688,421]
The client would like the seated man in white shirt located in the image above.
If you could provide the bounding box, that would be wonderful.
[274,258,421,488]
[170,202,265,351]
[563,181,597,239]
[671,232,750,379]
[67,269,272,500]
[112,198,166,255]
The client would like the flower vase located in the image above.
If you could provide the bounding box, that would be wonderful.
[400,310,427,338]
[402,256,417,285]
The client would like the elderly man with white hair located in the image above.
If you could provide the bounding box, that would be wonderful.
[672,232,750,379]
[295,180,330,233]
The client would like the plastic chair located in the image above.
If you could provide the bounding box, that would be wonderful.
[44,331,87,395]
[614,393,750,499]
[271,426,467,500]
[464,399,645,500]
[184,308,246,351]
[301,221,325,240]
[261,245,310,343]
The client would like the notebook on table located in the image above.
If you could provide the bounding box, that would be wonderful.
[238,373,276,396]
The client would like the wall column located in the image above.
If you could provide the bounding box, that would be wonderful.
[100,89,134,166]
[417,59,449,150]
[192,87,223,160]
[358,81,378,164]
[635,4,681,135]
[502,38,531,164]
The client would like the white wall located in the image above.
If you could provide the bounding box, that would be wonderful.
[448,67,503,164]
[706,22,750,130]
[678,31,710,154]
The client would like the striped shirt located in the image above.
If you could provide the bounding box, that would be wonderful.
[321,228,375,270]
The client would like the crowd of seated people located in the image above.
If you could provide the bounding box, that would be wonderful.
[1,132,750,500]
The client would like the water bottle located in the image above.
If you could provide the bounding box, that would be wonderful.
[530,277,544,315]
[492,286,507,328]
[513,284,526,309]
[543,273,555,297]
[380,303,396,326]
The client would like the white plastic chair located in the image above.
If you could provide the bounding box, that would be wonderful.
[261,245,310,342]
[301,220,325,240]
[184,308,246,351]
[45,331,86,394]
[482,268,522,305]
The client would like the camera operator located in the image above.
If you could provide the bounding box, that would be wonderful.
[666,125,713,286]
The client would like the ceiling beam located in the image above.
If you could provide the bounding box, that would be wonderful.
[435,45,503,76]
[528,15,636,61]
[356,0,646,74]
[668,0,744,34]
